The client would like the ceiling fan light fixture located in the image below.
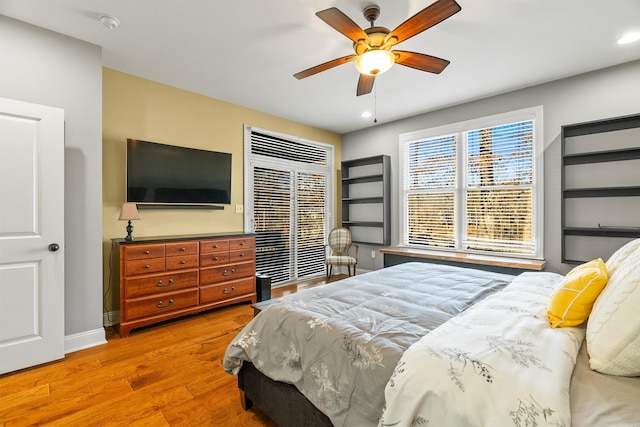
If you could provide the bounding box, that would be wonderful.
[355,49,395,76]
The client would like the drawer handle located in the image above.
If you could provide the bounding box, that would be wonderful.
[157,279,173,287]
[213,256,219,261]
[144,250,150,254]
[213,244,218,248]
[180,260,186,264]
[157,299,173,308]
[222,268,236,276]
[145,264,150,269]
[239,253,245,257]
[223,286,236,294]
[180,247,186,251]
[240,241,245,246]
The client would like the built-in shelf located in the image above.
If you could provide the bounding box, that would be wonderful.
[561,113,640,263]
[342,220,385,227]
[563,187,640,198]
[563,147,640,165]
[341,155,390,246]
[563,227,640,238]
[342,197,384,204]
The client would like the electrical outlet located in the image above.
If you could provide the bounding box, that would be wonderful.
[371,250,376,258]
[235,204,244,214]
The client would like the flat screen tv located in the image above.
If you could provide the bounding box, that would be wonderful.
[126,139,232,205]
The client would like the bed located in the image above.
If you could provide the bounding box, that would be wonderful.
[223,254,640,426]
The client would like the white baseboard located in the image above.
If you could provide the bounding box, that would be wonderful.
[65,328,107,354]
[103,310,120,327]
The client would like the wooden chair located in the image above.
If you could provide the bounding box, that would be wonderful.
[324,227,358,280]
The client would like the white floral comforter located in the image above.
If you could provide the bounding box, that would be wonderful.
[380,272,585,427]
[223,262,514,427]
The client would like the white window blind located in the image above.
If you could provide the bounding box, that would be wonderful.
[404,135,457,248]
[465,121,534,254]
[252,166,292,284]
[245,126,334,285]
[400,107,543,259]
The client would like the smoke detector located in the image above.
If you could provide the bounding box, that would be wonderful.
[99,14,120,30]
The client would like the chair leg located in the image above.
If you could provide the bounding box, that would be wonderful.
[347,265,351,277]
[354,265,356,276]
[326,265,330,280]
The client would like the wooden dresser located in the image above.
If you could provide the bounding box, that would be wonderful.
[115,233,256,337]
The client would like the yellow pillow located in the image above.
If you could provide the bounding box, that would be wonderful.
[547,258,608,328]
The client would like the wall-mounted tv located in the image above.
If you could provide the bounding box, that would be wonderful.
[126,139,232,206]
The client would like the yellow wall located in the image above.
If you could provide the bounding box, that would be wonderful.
[102,68,341,314]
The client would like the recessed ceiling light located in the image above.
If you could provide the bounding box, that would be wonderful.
[99,14,120,30]
[618,32,640,44]
[361,111,372,118]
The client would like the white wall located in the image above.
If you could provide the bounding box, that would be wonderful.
[342,59,640,274]
[0,16,105,349]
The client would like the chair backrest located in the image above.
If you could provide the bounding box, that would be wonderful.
[328,227,352,255]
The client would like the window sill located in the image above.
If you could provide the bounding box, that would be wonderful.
[380,247,546,271]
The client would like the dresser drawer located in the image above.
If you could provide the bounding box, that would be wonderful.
[200,252,230,267]
[200,277,255,304]
[200,239,229,254]
[124,244,165,261]
[125,257,165,276]
[230,248,254,263]
[166,254,199,270]
[229,237,255,250]
[200,261,255,285]
[124,288,199,321]
[124,270,198,298]
[165,241,198,257]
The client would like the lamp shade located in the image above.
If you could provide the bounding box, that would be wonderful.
[355,50,395,76]
[118,203,141,221]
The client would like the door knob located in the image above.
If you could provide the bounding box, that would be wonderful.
[48,243,60,252]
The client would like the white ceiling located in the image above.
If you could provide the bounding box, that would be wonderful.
[2,0,639,134]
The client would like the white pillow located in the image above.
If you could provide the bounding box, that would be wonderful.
[605,238,640,277]
[587,247,640,376]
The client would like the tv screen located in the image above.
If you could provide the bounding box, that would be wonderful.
[126,139,232,205]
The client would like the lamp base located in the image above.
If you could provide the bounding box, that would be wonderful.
[125,220,134,241]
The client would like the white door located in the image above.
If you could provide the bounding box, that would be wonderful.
[0,97,65,374]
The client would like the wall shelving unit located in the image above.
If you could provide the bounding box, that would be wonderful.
[561,113,640,263]
[341,155,391,246]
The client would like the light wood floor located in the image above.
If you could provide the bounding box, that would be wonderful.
[0,275,345,426]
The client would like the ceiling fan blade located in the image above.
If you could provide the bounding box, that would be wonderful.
[385,0,461,47]
[316,8,369,44]
[357,74,375,96]
[294,54,357,79]
[394,50,450,73]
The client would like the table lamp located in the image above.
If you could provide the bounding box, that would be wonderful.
[118,203,141,241]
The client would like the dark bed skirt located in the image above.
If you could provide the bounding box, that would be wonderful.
[238,362,333,427]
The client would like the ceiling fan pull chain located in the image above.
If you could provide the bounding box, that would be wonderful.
[374,85,378,124]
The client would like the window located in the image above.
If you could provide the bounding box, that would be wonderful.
[244,126,334,285]
[400,107,543,259]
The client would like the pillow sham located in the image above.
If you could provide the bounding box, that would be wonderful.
[605,238,640,277]
[547,258,608,328]
[587,249,640,376]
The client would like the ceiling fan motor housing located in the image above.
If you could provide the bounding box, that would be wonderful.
[355,27,391,55]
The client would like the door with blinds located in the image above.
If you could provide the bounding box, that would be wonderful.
[245,126,334,285]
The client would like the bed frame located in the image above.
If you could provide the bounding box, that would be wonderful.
[239,362,332,427]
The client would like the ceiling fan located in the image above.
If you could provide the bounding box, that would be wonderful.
[294,0,462,96]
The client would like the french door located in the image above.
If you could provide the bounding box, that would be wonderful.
[244,126,333,285]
